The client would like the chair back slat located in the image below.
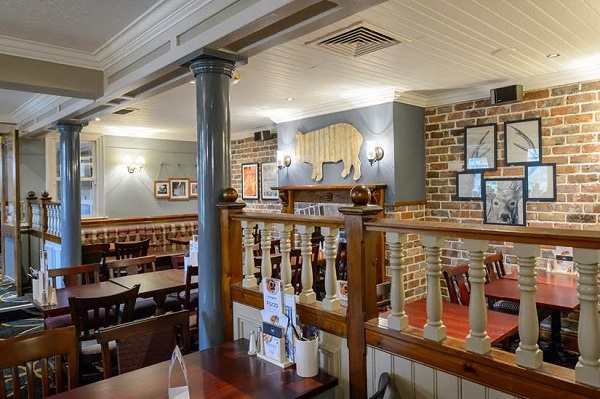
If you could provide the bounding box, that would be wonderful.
[81,243,111,266]
[484,252,506,281]
[0,326,78,398]
[105,255,156,278]
[114,238,150,259]
[442,264,471,306]
[48,263,101,288]
[97,310,190,379]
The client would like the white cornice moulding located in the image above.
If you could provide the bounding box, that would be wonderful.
[0,35,99,70]
[11,94,64,123]
[393,91,428,107]
[272,89,396,124]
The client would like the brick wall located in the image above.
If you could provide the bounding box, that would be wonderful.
[425,78,600,266]
[231,136,281,213]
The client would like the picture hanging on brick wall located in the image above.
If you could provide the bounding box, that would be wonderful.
[483,178,525,226]
[241,163,259,200]
[464,123,497,171]
[261,162,279,200]
[526,163,556,201]
[455,171,482,200]
[504,118,542,165]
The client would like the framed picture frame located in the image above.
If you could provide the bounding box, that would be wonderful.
[483,178,525,226]
[154,180,170,199]
[261,162,279,200]
[189,181,198,198]
[526,163,556,201]
[455,172,482,200]
[504,118,542,165]
[241,163,259,200]
[169,178,189,200]
[464,123,497,171]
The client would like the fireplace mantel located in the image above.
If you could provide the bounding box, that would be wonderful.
[273,184,387,213]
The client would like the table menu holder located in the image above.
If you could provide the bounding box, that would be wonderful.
[189,235,198,267]
[257,277,293,368]
[33,250,57,306]
[168,346,190,399]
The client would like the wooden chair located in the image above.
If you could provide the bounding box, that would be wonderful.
[170,254,185,269]
[179,265,199,312]
[97,310,190,379]
[335,241,348,281]
[68,284,140,384]
[114,238,150,259]
[376,281,391,310]
[442,264,471,306]
[81,243,111,266]
[105,255,157,278]
[0,326,78,398]
[49,263,101,288]
[484,252,507,282]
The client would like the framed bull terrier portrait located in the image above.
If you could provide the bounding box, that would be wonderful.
[483,178,526,226]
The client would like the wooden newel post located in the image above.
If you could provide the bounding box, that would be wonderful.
[339,185,383,399]
[218,187,246,342]
[26,191,37,230]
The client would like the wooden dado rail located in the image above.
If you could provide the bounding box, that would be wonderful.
[218,189,600,399]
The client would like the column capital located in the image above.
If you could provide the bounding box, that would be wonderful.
[188,49,246,78]
[54,120,87,133]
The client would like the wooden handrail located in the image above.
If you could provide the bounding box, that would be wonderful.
[231,212,344,228]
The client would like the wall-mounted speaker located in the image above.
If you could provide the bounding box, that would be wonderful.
[254,130,272,141]
[490,84,523,105]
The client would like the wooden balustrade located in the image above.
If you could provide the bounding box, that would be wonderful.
[220,191,600,398]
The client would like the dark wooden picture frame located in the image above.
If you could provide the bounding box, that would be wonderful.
[526,163,556,201]
[464,123,497,171]
[154,180,170,198]
[456,171,482,200]
[483,178,525,226]
[504,118,542,165]
[241,163,259,200]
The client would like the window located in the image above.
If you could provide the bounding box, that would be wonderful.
[45,133,104,218]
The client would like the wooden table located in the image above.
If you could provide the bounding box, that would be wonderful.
[51,339,337,399]
[109,268,197,314]
[392,298,519,345]
[27,281,129,318]
[504,270,577,288]
[484,277,580,347]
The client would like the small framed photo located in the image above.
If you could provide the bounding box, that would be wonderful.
[526,163,556,201]
[464,123,497,171]
[504,118,542,165]
[261,162,279,200]
[169,178,189,200]
[189,181,198,198]
[154,181,170,199]
[456,172,482,200]
[241,163,259,200]
[483,178,525,226]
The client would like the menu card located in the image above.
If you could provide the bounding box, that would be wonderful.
[168,346,189,399]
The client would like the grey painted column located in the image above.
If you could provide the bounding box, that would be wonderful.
[56,122,83,267]
[190,54,236,350]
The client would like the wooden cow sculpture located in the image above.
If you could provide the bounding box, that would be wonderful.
[295,123,363,181]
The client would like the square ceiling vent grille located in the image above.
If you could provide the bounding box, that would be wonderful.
[314,24,400,58]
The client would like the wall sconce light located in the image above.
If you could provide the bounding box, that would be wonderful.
[277,151,292,170]
[124,155,145,173]
[366,141,384,166]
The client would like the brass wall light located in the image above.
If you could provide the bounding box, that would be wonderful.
[366,141,384,166]
[277,151,292,170]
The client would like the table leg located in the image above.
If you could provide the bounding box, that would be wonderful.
[549,309,562,350]
[153,294,166,315]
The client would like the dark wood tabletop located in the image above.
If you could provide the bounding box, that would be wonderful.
[51,339,338,399]
[109,268,198,313]
[484,278,579,313]
[396,298,519,345]
[504,270,577,288]
[28,281,129,318]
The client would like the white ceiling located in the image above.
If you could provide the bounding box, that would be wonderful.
[2,0,600,140]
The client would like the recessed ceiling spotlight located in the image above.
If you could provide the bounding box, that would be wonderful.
[95,117,101,122]
[546,52,560,58]
[286,97,294,102]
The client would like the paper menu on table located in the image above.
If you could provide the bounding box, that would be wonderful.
[283,294,296,362]
[263,277,284,314]
[552,246,574,273]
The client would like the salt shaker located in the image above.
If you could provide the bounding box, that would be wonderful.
[248,330,258,355]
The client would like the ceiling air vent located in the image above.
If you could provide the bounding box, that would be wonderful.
[313,23,401,58]
[113,108,137,115]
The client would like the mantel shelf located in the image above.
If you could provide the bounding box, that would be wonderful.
[274,184,387,213]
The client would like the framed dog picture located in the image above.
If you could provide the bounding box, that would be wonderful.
[483,178,525,226]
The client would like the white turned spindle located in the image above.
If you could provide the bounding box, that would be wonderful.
[257,222,273,291]
[386,232,409,331]
[241,221,258,288]
[422,235,447,342]
[297,225,316,304]
[276,223,294,295]
[464,239,491,354]
[574,248,600,387]
[514,243,543,369]
[321,227,340,311]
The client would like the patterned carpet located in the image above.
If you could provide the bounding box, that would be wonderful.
[0,277,34,313]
